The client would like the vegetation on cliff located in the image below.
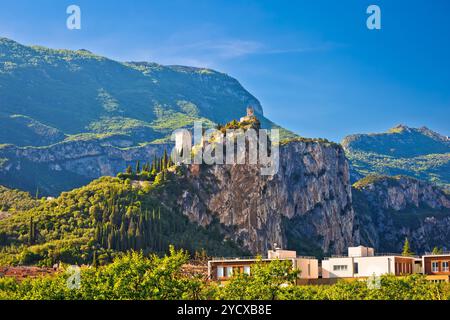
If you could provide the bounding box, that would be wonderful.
[352,175,450,253]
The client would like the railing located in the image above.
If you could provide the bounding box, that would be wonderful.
[210,256,268,261]
[323,253,420,260]
[424,251,450,256]
[210,255,317,261]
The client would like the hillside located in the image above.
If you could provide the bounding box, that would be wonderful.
[0,134,358,266]
[0,37,296,195]
[0,185,39,213]
[0,37,294,144]
[0,173,247,266]
[342,125,450,187]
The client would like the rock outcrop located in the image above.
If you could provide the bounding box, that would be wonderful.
[354,175,450,253]
[173,140,359,255]
[0,140,168,195]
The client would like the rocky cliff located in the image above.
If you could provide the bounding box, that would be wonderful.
[354,175,450,253]
[0,139,168,195]
[169,140,359,255]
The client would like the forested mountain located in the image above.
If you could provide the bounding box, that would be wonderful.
[342,125,450,188]
[0,37,295,195]
[0,37,293,145]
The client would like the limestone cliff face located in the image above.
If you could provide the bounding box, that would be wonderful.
[354,176,450,253]
[0,140,167,195]
[174,140,359,255]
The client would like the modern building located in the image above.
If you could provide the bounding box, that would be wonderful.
[422,253,450,282]
[208,248,319,283]
[322,246,421,279]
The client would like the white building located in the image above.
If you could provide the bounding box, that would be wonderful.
[322,246,421,279]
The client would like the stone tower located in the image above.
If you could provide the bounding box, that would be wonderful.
[246,106,254,117]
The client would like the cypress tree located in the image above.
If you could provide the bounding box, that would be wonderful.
[162,149,168,170]
[126,165,133,174]
[402,238,414,256]
[28,217,35,245]
[92,250,98,268]
[135,160,141,174]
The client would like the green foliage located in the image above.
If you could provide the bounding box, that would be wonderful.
[0,249,212,300]
[0,185,40,212]
[432,247,443,255]
[0,175,245,266]
[0,114,65,147]
[343,125,450,158]
[218,259,298,300]
[0,37,279,145]
[353,174,401,189]
[0,37,298,195]
[0,255,449,300]
[118,150,173,183]
[402,238,414,257]
[280,137,339,148]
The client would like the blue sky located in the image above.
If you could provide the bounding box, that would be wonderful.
[0,0,449,141]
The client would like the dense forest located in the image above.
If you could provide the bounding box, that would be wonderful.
[0,154,246,266]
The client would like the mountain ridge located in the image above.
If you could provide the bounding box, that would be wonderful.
[343,125,450,188]
[0,37,296,194]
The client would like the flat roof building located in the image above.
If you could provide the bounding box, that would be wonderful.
[422,252,450,282]
[208,249,319,282]
[322,246,421,279]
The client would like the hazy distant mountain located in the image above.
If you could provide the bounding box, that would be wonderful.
[342,125,450,187]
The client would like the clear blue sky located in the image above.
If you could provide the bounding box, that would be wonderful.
[1,0,449,141]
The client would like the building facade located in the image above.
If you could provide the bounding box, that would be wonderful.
[422,253,450,282]
[208,249,319,282]
[322,246,420,279]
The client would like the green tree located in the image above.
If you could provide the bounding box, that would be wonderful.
[92,250,98,268]
[432,246,443,255]
[28,217,36,245]
[126,165,133,174]
[402,238,414,256]
[219,259,299,300]
[135,160,141,174]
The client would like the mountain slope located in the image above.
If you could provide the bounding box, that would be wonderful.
[0,37,297,195]
[342,125,450,187]
[0,137,358,266]
[0,175,247,266]
[0,37,293,143]
[0,185,38,213]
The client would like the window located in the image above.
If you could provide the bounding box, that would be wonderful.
[432,261,439,272]
[226,266,233,277]
[244,266,251,275]
[333,265,348,271]
[442,261,449,272]
[216,266,224,278]
[354,263,359,274]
